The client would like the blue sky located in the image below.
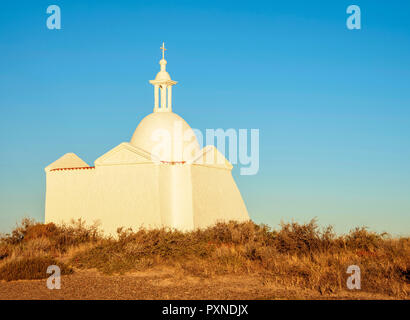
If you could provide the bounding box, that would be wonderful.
[0,0,409,235]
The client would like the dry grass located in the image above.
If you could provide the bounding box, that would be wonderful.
[0,256,73,281]
[0,218,408,298]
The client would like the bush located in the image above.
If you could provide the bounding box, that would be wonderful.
[0,256,73,281]
[1,218,409,297]
[345,227,385,251]
[0,244,10,260]
[0,218,102,254]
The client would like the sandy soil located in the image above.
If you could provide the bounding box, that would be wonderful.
[0,267,403,300]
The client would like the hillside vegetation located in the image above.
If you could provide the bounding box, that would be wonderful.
[0,218,408,298]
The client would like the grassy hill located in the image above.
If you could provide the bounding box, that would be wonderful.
[0,218,408,299]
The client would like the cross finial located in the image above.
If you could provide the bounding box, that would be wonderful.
[160,42,167,59]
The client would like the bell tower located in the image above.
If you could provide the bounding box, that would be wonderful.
[149,42,177,113]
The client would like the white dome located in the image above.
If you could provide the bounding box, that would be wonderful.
[130,112,200,162]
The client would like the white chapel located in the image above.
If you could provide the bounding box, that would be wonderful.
[45,44,249,234]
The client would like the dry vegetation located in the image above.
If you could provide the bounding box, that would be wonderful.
[0,218,409,299]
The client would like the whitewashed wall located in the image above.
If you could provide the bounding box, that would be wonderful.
[45,145,249,235]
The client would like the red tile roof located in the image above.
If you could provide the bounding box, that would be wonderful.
[50,162,186,171]
[160,161,186,165]
[50,166,95,172]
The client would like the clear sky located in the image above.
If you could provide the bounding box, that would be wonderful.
[0,0,409,235]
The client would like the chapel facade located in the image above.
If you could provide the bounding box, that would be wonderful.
[45,45,249,234]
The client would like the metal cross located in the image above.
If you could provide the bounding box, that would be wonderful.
[160,42,167,59]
